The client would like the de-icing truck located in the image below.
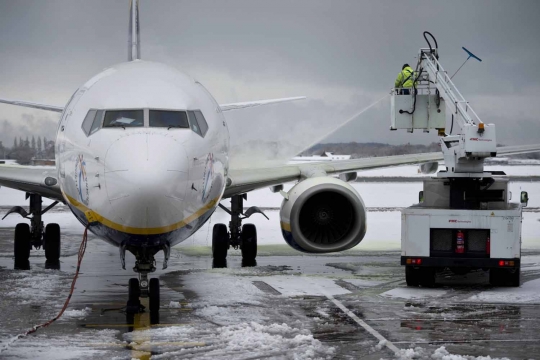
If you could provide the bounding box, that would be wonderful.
[391,32,530,287]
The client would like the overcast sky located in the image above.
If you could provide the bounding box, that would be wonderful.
[0,0,539,159]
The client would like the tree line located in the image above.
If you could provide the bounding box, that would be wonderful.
[0,136,55,165]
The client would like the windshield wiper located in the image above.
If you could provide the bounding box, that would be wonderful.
[168,125,185,130]
[110,124,126,129]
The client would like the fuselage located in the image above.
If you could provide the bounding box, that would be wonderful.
[55,60,229,248]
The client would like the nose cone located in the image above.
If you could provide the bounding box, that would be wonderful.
[104,133,189,232]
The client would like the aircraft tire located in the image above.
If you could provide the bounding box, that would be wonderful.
[44,223,61,262]
[128,278,140,302]
[212,224,228,260]
[14,223,31,270]
[240,224,257,262]
[149,278,160,312]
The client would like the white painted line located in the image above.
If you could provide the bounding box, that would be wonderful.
[323,291,400,356]
[393,339,540,344]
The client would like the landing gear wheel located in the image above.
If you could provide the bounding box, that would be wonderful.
[241,224,257,266]
[149,278,160,313]
[44,223,61,262]
[128,278,141,303]
[405,266,419,287]
[14,223,31,270]
[212,224,229,261]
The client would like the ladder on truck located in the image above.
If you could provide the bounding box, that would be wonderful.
[391,33,497,177]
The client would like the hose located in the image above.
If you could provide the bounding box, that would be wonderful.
[0,226,90,353]
[423,31,439,57]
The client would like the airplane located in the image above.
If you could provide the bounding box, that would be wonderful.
[1,0,539,313]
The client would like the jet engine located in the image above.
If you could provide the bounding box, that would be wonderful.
[280,177,367,253]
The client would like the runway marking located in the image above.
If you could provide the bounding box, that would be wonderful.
[323,292,400,356]
[252,281,281,295]
[367,318,540,322]
[392,339,540,345]
[82,323,190,328]
[89,341,205,348]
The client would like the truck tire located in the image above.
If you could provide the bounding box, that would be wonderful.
[419,267,436,288]
[489,268,503,286]
[405,266,420,287]
[507,267,520,287]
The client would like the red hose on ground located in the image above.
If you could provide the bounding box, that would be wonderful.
[0,225,89,352]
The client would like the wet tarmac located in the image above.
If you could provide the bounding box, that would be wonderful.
[1,225,540,359]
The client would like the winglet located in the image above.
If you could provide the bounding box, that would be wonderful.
[128,0,141,61]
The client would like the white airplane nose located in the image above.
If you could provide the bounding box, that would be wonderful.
[103,133,189,231]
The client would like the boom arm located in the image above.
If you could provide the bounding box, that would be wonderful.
[391,39,497,176]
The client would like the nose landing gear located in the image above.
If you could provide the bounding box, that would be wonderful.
[124,246,162,317]
[215,194,267,268]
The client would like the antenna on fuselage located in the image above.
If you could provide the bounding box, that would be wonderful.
[128,0,141,61]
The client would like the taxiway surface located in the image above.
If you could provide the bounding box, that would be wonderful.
[1,227,540,360]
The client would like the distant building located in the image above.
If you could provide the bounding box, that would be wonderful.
[291,151,352,162]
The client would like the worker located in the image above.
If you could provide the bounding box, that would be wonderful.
[395,64,415,95]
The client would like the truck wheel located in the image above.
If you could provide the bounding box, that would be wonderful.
[419,267,436,288]
[489,268,502,286]
[507,267,520,287]
[405,267,419,287]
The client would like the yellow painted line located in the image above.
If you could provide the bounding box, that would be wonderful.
[131,298,151,360]
[280,221,291,232]
[82,324,190,328]
[63,192,220,235]
[88,341,204,348]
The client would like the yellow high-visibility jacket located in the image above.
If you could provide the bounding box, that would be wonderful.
[395,66,415,88]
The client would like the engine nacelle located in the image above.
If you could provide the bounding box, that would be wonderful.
[280,177,367,253]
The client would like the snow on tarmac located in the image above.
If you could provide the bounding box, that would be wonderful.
[381,287,448,300]
[127,322,335,360]
[396,345,510,360]
[466,278,540,304]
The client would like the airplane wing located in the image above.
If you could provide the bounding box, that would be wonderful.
[219,96,306,112]
[0,165,64,202]
[0,97,64,113]
[224,144,540,198]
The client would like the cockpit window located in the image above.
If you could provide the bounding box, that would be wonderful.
[89,110,104,135]
[103,110,144,128]
[82,110,97,136]
[149,110,189,128]
[194,111,209,137]
[187,110,209,137]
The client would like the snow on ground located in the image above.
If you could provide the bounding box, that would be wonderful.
[0,187,58,206]
[466,278,540,304]
[4,269,71,304]
[60,307,92,319]
[1,329,120,360]
[397,345,510,360]
[124,322,335,360]
[380,287,448,300]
